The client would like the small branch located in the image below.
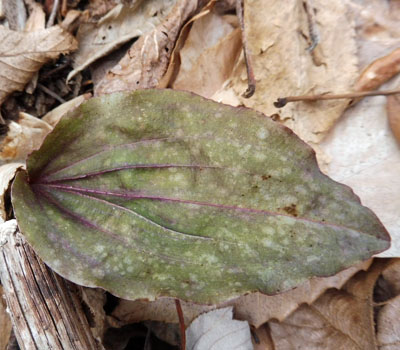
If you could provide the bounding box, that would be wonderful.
[236,0,256,98]
[37,83,66,104]
[46,0,60,27]
[274,88,400,108]
[175,299,186,350]
[0,221,100,350]
[61,0,68,17]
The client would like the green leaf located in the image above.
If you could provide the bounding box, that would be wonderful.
[11,90,389,304]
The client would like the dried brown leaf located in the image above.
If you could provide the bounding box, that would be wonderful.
[111,260,371,328]
[225,259,372,327]
[354,48,400,92]
[320,93,400,257]
[157,3,214,89]
[268,260,387,350]
[24,0,46,31]
[172,11,242,98]
[386,94,400,144]
[0,163,24,222]
[68,0,177,82]
[378,296,400,350]
[60,9,82,33]
[87,0,119,18]
[350,47,400,107]
[80,288,107,345]
[377,295,400,350]
[0,25,77,106]
[229,0,358,144]
[95,0,201,95]
[252,325,274,350]
[0,113,52,162]
[381,259,400,295]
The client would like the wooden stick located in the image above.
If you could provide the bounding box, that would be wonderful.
[175,299,186,350]
[0,221,101,350]
[274,88,400,108]
[46,0,60,27]
[236,0,256,98]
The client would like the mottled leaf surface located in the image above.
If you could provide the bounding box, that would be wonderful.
[11,90,389,303]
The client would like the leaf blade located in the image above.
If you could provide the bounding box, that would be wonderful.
[12,90,390,303]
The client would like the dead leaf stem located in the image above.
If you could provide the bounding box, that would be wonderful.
[236,0,255,98]
[46,0,60,27]
[37,83,66,103]
[175,299,186,350]
[274,88,400,108]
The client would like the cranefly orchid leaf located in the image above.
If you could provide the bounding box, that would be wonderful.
[11,90,389,303]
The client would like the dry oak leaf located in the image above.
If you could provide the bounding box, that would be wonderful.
[67,0,177,82]
[267,259,388,350]
[0,112,52,162]
[320,94,400,257]
[386,94,400,144]
[0,25,77,106]
[377,294,400,350]
[381,259,400,295]
[95,0,202,95]
[171,10,242,98]
[230,0,358,144]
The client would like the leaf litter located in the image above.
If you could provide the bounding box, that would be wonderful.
[0,0,399,349]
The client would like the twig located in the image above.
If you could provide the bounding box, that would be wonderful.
[46,0,60,27]
[61,0,68,17]
[274,88,400,108]
[236,0,256,98]
[37,83,66,104]
[175,299,186,350]
[0,221,100,350]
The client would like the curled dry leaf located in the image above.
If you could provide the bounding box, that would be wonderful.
[11,90,389,304]
[0,25,77,106]
[87,0,119,18]
[0,163,24,222]
[0,113,52,163]
[229,0,358,144]
[80,288,107,345]
[386,94,400,144]
[95,0,201,95]
[252,325,274,350]
[377,259,400,350]
[186,307,253,350]
[268,260,387,350]
[60,9,82,33]
[24,0,46,31]
[171,11,242,98]
[381,259,400,295]
[353,48,400,99]
[68,0,177,81]
[377,294,400,350]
